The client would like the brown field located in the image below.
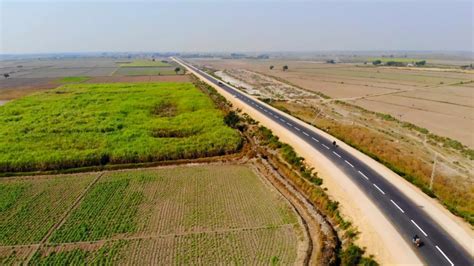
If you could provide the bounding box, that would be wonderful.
[0,164,303,264]
[193,58,473,224]
[0,78,59,101]
[192,59,474,147]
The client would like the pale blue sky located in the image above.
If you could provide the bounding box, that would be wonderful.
[1,1,472,54]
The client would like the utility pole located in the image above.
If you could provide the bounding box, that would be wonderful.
[310,108,322,125]
[423,134,438,190]
[429,153,437,190]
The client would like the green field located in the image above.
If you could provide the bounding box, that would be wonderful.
[0,174,95,245]
[57,76,90,83]
[114,67,179,76]
[119,60,171,67]
[1,165,301,264]
[0,82,241,172]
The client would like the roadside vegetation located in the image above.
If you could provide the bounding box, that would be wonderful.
[272,100,473,225]
[252,124,377,265]
[0,82,241,173]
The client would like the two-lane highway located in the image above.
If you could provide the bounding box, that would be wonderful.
[174,57,472,265]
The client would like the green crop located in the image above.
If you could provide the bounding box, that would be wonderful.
[0,82,241,172]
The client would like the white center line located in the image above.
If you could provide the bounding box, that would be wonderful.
[410,220,428,237]
[390,200,405,213]
[322,144,330,149]
[286,122,292,126]
[435,246,454,266]
[264,109,268,113]
[373,183,386,195]
[332,151,341,158]
[294,127,301,131]
[311,137,319,142]
[344,160,354,167]
[302,132,309,136]
[357,171,369,180]
[274,115,279,119]
[280,118,285,122]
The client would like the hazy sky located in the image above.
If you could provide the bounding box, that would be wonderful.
[1,1,472,54]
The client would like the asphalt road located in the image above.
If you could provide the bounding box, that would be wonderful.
[175,58,472,266]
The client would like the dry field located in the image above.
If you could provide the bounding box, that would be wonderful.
[193,58,473,223]
[0,57,190,103]
[0,58,118,79]
[0,164,302,264]
[192,59,474,147]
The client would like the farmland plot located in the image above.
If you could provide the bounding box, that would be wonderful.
[0,174,96,245]
[26,165,302,264]
[0,82,241,172]
[113,67,177,76]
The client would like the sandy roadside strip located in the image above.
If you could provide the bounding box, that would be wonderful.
[175,57,473,264]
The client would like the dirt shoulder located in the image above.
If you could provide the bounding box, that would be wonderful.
[179,60,426,264]
[212,69,474,259]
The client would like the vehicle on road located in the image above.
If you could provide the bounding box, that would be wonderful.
[412,235,423,247]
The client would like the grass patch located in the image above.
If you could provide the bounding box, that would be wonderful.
[119,60,171,67]
[114,67,181,76]
[57,76,89,83]
[0,82,241,172]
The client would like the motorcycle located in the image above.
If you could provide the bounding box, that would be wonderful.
[412,235,423,247]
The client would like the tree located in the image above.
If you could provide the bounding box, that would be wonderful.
[282,65,288,71]
[269,65,274,70]
[415,60,426,66]
[174,67,181,74]
[372,60,382,66]
[3,73,9,79]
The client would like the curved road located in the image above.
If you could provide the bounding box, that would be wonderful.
[174,58,472,265]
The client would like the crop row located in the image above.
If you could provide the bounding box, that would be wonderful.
[0,174,94,245]
[29,227,297,265]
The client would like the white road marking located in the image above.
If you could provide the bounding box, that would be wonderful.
[259,106,263,110]
[294,127,301,131]
[373,183,386,195]
[274,115,279,119]
[280,118,285,122]
[311,137,319,142]
[344,160,354,167]
[302,131,309,136]
[390,200,405,213]
[411,220,428,237]
[286,122,292,126]
[435,246,454,266]
[332,151,341,158]
[322,144,330,149]
[264,109,268,113]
